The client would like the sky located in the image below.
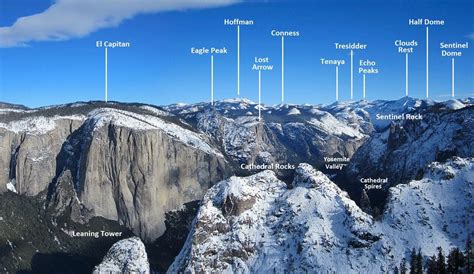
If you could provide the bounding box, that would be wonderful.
[0,0,473,108]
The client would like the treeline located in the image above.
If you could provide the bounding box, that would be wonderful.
[394,235,473,274]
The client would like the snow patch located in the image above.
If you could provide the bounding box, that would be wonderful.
[6,181,17,193]
[441,100,466,110]
[287,108,301,115]
[308,114,364,138]
[140,105,173,116]
[0,115,85,134]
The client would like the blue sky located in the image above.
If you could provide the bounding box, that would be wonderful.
[0,0,473,107]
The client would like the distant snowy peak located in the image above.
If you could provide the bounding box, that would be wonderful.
[438,99,467,110]
[287,108,301,115]
[164,98,255,115]
[166,96,470,138]
[220,98,255,105]
[93,237,150,274]
[323,97,432,130]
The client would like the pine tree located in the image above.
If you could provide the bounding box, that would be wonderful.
[410,248,418,274]
[466,233,473,274]
[427,255,438,273]
[447,248,457,273]
[415,249,423,274]
[437,247,446,274]
[447,247,464,274]
[372,206,382,219]
[394,266,400,274]
[400,258,407,274]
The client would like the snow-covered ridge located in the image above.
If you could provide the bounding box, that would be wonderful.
[3,96,466,136]
[439,99,466,110]
[0,115,85,134]
[0,108,29,114]
[221,98,255,104]
[0,104,223,157]
[140,105,173,117]
[170,158,473,273]
[88,108,223,157]
[94,237,150,274]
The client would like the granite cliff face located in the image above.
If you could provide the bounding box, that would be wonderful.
[1,98,473,272]
[0,117,84,195]
[76,110,229,241]
[0,103,231,242]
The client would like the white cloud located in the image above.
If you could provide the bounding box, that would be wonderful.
[0,0,237,47]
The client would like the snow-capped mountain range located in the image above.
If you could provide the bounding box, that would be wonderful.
[0,97,472,273]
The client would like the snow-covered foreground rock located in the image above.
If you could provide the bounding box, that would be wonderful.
[94,237,150,274]
[169,158,473,273]
[380,157,474,256]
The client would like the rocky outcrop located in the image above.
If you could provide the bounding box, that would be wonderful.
[0,104,231,243]
[169,160,473,273]
[94,237,150,274]
[197,110,290,169]
[0,130,13,193]
[345,106,474,189]
[169,164,380,273]
[179,99,372,175]
[0,118,84,195]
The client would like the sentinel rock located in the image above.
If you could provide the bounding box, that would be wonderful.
[346,106,474,187]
